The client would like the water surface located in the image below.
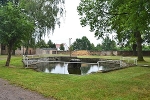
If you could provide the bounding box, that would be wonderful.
[32,62,121,75]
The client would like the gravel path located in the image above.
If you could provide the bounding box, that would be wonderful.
[0,78,53,100]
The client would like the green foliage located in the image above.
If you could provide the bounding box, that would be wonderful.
[36,39,57,49]
[95,44,103,51]
[101,35,117,51]
[72,36,93,50]
[94,36,117,51]
[0,2,34,66]
[20,0,65,40]
[0,2,34,46]
[47,40,56,48]
[77,0,150,61]
[78,0,149,38]
[59,43,65,51]
[143,31,150,43]
[142,44,150,51]
[1,0,66,42]
[23,37,36,49]
[90,43,96,50]
[77,0,111,38]
[111,0,150,32]
[0,0,18,5]
[36,39,48,48]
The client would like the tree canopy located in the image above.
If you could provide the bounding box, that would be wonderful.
[72,36,93,50]
[20,0,65,40]
[77,0,150,61]
[101,35,117,51]
[47,40,56,48]
[60,43,65,51]
[0,2,34,66]
[36,39,48,48]
[1,0,66,41]
[0,0,65,66]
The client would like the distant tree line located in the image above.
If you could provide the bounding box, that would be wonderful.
[36,39,56,48]
[71,36,150,51]
[35,39,65,51]
[28,36,150,52]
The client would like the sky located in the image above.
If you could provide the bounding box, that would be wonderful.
[45,0,100,47]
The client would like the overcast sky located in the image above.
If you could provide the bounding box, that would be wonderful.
[45,0,100,47]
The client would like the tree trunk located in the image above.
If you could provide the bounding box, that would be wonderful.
[12,49,15,55]
[135,31,144,61]
[132,43,137,56]
[25,45,28,55]
[5,45,13,66]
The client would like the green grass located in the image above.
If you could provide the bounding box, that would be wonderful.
[0,55,150,100]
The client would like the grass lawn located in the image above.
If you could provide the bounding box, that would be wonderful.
[0,55,150,100]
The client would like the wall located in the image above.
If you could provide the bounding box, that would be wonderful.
[36,48,57,55]
[91,51,118,56]
[117,51,150,56]
[14,47,35,55]
[57,50,118,56]
[36,48,44,55]
[57,51,70,55]
[28,48,36,55]
[15,46,25,55]
[1,45,8,55]
[57,50,150,56]
[0,45,36,55]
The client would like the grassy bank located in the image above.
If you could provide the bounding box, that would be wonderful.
[0,55,150,100]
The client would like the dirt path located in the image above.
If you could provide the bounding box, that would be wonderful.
[0,78,53,100]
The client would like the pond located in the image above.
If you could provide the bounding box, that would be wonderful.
[31,61,121,75]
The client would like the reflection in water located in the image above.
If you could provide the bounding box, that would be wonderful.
[50,63,68,74]
[32,62,121,75]
[81,65,99,75]
[42,63,68,74]
[68,63,81,74]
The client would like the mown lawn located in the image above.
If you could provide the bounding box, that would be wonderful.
[0,55,150,100]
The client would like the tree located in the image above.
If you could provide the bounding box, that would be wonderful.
[47,40,56,48]
[60,43,65,51]
[0,2,34,66]
[91,43,96,50]
[36,39,48,48]
[101,35,117,51]
[20,0,65,40]
[82,36,93,50]
[23,37,36,55]
[72,36,94,50]
[102,36,114,51]
[95,44,103,51]
[110,0,149,60]
[77,0,150,61]
[1,0,65,47]
[72,36,93,50]
[102,36,111,51]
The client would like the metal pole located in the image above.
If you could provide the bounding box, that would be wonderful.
[69,38,72,57]
[26,55,28,68]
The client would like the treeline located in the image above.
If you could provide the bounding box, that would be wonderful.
[35,36,150,51]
